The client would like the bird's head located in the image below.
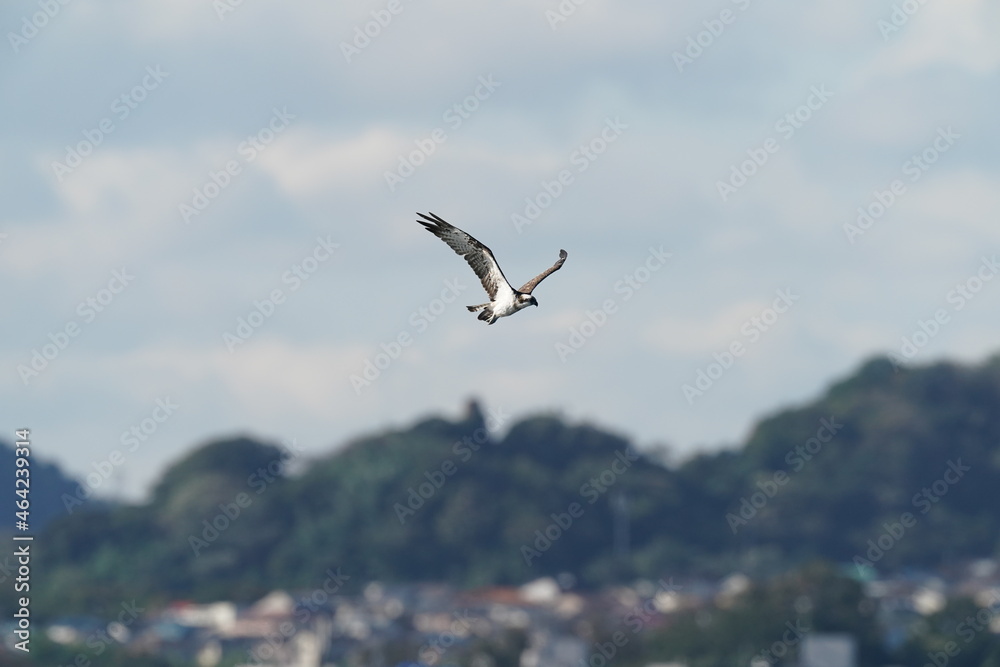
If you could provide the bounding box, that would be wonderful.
[518,293,538,307]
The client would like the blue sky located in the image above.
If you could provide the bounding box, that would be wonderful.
[2,0,999,501]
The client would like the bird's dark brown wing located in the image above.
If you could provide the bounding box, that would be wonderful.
[416,212,514,300]
[518,249,567,294]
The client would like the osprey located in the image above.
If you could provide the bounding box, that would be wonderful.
[416,212,567,325]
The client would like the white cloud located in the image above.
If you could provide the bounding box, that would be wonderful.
[54,339,366,420]
[862,0,1000,78]
[3,149,187,279]
[258,126,399,197]
[642,298,779,356]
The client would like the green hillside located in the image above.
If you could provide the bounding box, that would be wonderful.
[31,354,1000,618]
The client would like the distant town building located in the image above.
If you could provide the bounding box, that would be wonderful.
[799,633,856,667]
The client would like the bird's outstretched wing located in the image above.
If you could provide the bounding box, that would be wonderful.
[416,212,513,300]
[518,249,568,294]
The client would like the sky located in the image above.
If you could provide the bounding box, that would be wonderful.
[2,0,999,502]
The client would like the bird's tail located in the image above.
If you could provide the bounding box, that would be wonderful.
[467,303,489,312]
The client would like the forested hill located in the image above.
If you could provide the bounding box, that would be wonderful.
[29,354,1000,618]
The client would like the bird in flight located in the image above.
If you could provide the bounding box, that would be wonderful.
[416,212,567,325]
